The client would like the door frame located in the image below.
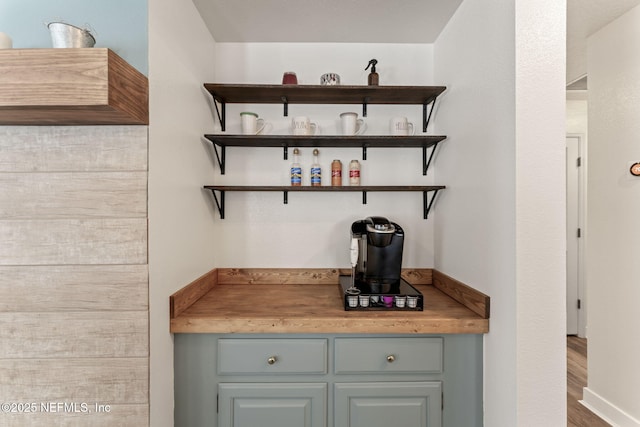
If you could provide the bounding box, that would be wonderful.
[566,133,587,337]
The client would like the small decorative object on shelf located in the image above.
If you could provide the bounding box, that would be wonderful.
[331,160,343,186]
[320,73,340,85]
[0,32,12,49]
[290,148,302,186]
[365,59,379,86]
[282,71,298,85]
[349,160,361,186]
[311,149,322,186]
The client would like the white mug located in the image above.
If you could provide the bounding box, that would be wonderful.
[291,116,319,135]
[390,117,415,136]
[340,112,366,136]
[240,112,267,135]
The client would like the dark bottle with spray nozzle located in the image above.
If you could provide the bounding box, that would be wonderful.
[365,59,379,86]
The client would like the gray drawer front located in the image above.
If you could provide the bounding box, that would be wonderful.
[218,338,327,375]
[334,337,443,374]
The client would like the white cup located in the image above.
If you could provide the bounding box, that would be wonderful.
[340,112,367,136]
[292,116,319,135]
[390,117,415,136]
[240,112,268,135]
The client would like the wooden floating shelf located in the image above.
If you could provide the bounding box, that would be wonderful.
[204,185,445,220]
[205,185,445,192]
[204,84,446,105]
[0,48,148,125]
[203,134,447,175]
[204,134,446,148]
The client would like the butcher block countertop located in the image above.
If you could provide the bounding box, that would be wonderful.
[170,268,489,334]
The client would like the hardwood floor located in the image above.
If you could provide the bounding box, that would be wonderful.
[567,336,611,426]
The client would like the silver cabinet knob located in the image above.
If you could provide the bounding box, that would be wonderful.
[267,356,277,365]
[387,355,396,363]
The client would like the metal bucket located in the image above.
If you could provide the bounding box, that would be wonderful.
[48,22,95,48]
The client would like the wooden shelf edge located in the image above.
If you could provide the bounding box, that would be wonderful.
[204,185,446,192]
[204,83,447,105]
[203,135,447,151]
[170,317,489,335]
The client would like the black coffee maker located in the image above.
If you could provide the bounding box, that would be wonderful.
[350,216,404,292]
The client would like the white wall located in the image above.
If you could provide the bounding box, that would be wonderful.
[212,43,437,269]
[435,0,567,425]
[585,5,640,425]
[567,96,588,136]
[148,0,217,425]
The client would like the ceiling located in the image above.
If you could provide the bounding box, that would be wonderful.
[192,0,640,83]
[191,0,463,43]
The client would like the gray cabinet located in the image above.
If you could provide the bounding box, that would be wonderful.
[334,337,443,374]
[218,338,327,375]
[334,382,442,427]
[217,338,328,427]
[174,334,483,427]
[333,338,443,427]
[218,383,327,427]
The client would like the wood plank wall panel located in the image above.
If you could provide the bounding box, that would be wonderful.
[0,218,147,265]
[0,125,149,425]
[0,358,148,402]
[0,312,148,358]
[1,405,148,427]
[0,172,147,219]
[0,265,148,312]
[0,126,147,172]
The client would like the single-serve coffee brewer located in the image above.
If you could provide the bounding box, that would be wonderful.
[351,216,404,290]
[341,216,422,310]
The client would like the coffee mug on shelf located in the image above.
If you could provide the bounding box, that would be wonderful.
[389,117,415,136]
[291,116,319,135]
[340,112,366,136]
[240,112,269,135]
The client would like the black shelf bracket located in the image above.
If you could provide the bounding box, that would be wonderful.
[423,95,438,132]
[282,96,289,116]
[213,99,226,131]
[283,146,288,160]
[362,146,367,160]
[208,141,226,175]
[362,97,370,117]
[283,190,289,204]
[423,189,441,219]
[207,188,225,219]
[362,191,367,204]
[422,142,439,176]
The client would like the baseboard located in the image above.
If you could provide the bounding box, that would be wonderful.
[581,387,640,427]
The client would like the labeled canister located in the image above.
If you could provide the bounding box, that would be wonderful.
[349,160,361,186]
[310,148,322,186]
[290,148,302,186]
[331,159,342,186]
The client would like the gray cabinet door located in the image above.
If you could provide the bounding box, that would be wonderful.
[218,382,327,427]
[334,382,442,427]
